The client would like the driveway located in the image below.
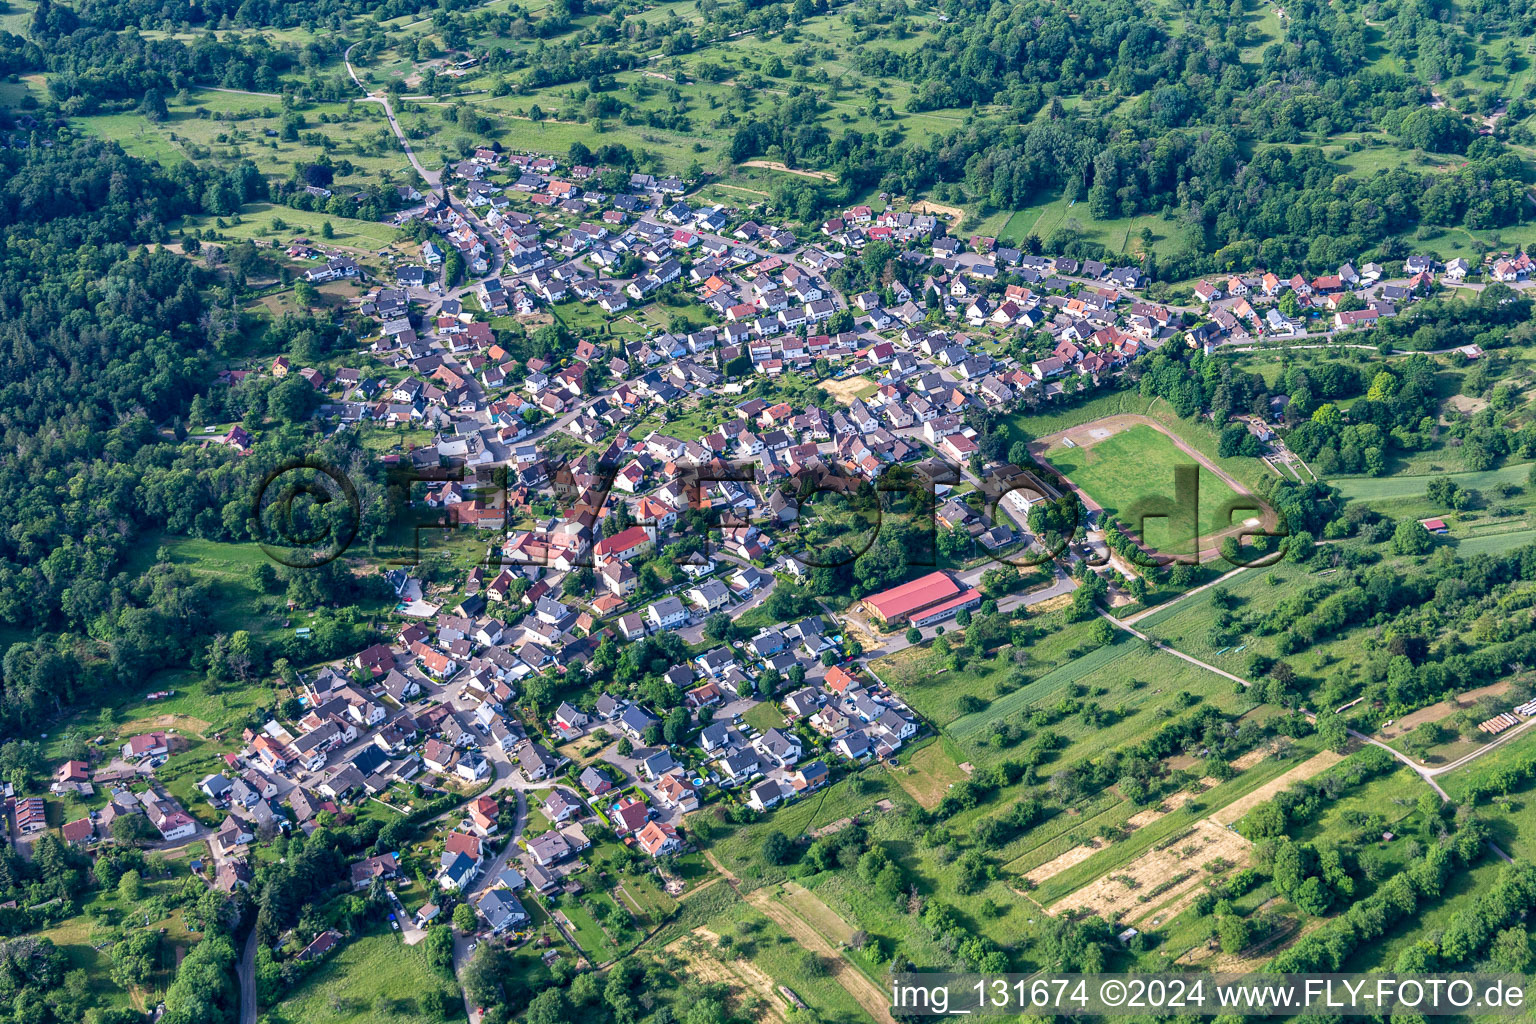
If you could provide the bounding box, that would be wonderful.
[677,575,776,644]
[463,789,527,904]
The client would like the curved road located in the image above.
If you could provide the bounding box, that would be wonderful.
[1094,601,1519,861]
[343,43,441,187]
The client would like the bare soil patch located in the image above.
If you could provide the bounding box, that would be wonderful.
[740,160,838,182]
[1209,750,1345,827]
[1029,594,1074,615]
[1228,746,1271,772]
[910,200,964,226]
[822,375,877,406]
[1377,681,1511,741]
[1024,840,1103,885]
[1444,394,1489,418]
[1124,785,1207,830]
[1048,820,1250,922]
[745,889,895,1024]
[668,928,789,1024]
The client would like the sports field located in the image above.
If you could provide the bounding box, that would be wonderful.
[1040,423,1247,549]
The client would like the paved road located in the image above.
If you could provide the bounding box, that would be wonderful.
[463,789,527,904]
[1094,589,1522,860]
[344,44,441,187]
[453,930,480,1024]
[677,552,777,644]
[448,778,545,1023]
[238,929,258,1024]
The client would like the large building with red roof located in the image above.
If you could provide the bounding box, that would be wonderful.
[593,525,656,565]
[861,571,981,627]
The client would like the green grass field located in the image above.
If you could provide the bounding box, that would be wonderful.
[1439,729,1536,804]
[275,930,458,1023]
[1333,461,1535,502]
[1003,393,1274,493]
[1041,425,1246,548]
[178,202,404,254]
[1455,527,1536,557]
[945,636,1132,739]
[688,893,876,1022]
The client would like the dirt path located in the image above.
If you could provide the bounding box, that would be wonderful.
[703,852,893,1024]
[1376,681,1510,741]
[1024,840,1103,885]
[710,183,771,199]
[740,160,838,182]
[746,889,894,1024]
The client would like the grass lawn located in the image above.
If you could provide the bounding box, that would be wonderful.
[1476,790,1536,863]
[692,895,875,1023]
[1042,424,1244,549]
[742,702,787,734]
[697,770,916,889]
[555,893,631,962]
[872,613,1107,728]
[153,534,289,642]
[1454,526,1536,557]
[1135,561,1309,675]
[957,641,1254,777]
[988,193,1172,260]
[887,739,969,809]
[1002,392,1273,495]
[1290,765,1428,847]
[33,911,139,1009]
[945,636,1132,740]
[274,929,458,1023]
[1343,856,1508,972]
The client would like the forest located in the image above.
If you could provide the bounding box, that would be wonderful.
[0,138,397,741]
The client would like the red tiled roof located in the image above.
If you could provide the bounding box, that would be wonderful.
[444,831,482,860]
[910,588,982,625]
[862,571,962,622]
[594,525,651,558]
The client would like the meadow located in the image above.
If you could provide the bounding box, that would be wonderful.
[274,929,459,1023]
[1333,461,1535,502]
